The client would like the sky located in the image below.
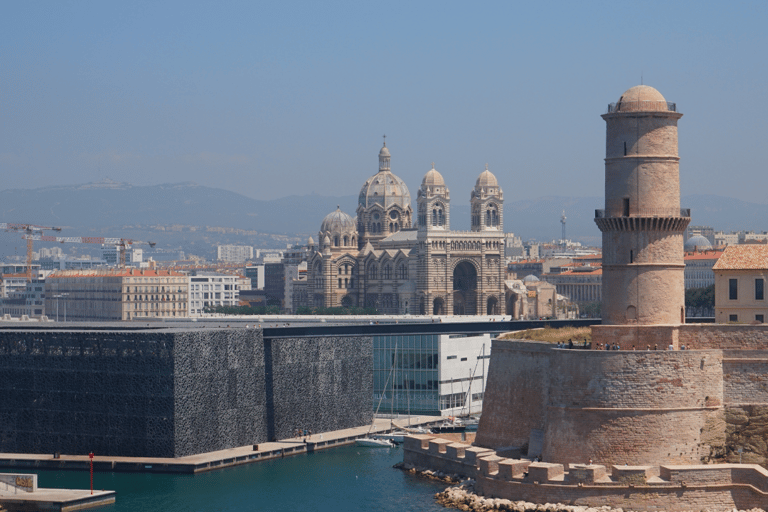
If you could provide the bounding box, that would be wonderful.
[2,0,767,206]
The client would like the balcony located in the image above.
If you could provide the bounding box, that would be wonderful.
[595,208,690,218]
[606,101,677,113]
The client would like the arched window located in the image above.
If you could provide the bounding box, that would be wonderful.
[383,265,392,280]
[437,208,444,226]
[432,209,437,226]
[343,236,349,246]
[368,264,378,280]
[334,236,340,246]
[398,264,408,279]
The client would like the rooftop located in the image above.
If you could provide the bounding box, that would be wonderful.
[713,245,768,270]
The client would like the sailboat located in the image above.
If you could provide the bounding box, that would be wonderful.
[356,343,400,448]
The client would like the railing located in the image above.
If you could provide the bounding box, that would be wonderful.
[606,101,677,113]
[595,208,690,218]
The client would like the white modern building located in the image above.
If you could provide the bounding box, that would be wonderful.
[188,272,242,315]
[217,245,254,263]
[373,332,491,417]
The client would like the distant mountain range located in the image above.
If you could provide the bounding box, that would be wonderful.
[0,180,765,260]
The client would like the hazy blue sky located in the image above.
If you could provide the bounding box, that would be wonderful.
[2,1,767,205]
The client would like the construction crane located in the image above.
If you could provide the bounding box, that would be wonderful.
[22,234,156,267]
[0,223,62,282]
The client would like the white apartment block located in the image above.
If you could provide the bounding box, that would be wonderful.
[217,245,254,263]
[188,273,241,315]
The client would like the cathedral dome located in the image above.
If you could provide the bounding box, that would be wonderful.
[685,235,713,252]
[615,85,668,112]
[422,166,446,187]
[359,145,412,210]
[359,172,412,209]
[320,206,356,234]
[475,168,499,188]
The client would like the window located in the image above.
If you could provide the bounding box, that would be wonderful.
[756,314,764,324]
[729,278,738,300]
[460,357,468,361]
[623,197,630,217]
[756,279,764,301]
[446,355,457,360]
[729,314,738,322]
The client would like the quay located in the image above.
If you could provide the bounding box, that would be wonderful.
[0,473,115,512]
[0,416,441,476]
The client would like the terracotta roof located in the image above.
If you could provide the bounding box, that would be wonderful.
[48,269,184,278]
[713,245,768,270]
[551,269,603,276]
[684,251,724,261]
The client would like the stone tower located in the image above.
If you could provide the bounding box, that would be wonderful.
[595,85,690,325]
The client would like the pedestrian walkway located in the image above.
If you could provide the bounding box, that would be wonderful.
[0,416,442,475]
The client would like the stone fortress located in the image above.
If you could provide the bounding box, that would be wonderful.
[405,85,768,510]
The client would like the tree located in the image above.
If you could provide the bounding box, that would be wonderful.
[685,285,714,317]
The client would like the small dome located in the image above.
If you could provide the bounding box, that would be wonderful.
[379,144,390,157]
[523,274,540,283]
[320,206,356,234]
[476,168,499,188]
[422,165,446,187]
[685,235,713,251]
[308,236,315,246]
[615,85,668,112]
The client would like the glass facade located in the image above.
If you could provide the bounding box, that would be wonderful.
[373,332,493,416]
[373,334,440,415]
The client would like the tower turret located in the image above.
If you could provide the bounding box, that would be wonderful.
[417,163,450,231]
[595,85,690,325]
[470,165,503,232]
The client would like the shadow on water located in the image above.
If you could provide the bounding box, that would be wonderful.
[9,446,447,512]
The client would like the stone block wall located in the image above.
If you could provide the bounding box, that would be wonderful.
[474,341,551,451]
[408,435,768,511]
[0,329,372,458]
[680,323,768,349]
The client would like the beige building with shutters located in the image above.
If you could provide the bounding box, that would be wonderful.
[713,244,768,324]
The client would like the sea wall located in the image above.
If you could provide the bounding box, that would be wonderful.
[406,435,768,511]
[0,329,372,458]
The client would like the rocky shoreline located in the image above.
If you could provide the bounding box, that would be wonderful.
[395,462,767,512]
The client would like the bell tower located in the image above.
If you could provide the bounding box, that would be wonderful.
[595,85,690,325]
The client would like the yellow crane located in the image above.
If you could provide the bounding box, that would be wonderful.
[0,223,62,282]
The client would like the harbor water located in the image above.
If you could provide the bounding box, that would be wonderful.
[8,445,447,512]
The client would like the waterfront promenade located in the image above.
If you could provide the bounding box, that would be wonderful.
[0,416,442,475]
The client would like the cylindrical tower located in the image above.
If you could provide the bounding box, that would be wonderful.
[595,85,690,325]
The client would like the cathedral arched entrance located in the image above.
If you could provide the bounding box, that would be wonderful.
[341,295,354,308]
[453,261,478,315]
[433,297,445,315]
[506,293,517,317]
[487,296,499,315]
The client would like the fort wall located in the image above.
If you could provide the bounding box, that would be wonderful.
[405,435,768,511]
[473,341,550,450]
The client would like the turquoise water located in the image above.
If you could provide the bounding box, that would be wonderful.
[13,446,447,511]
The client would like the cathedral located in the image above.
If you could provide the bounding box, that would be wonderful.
[300,142,508,316]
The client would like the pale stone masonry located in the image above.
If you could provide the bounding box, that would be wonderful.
[596,85,690,326]
[45,268,188,321]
